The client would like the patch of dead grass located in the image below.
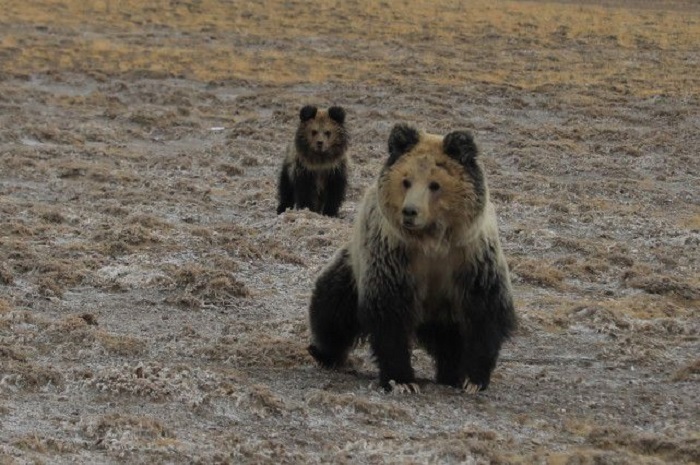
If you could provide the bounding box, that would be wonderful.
[81,414,175,450]
[509,256,566,289]
[93,223,161,256]
[200,334,308,368]
[587,426,700,463]
[3,0,697,95]
[96,331,147,357]
[41,314,96,347]
[0,297,11,312]
[0,264,13,285]
[127,213,173,231]
[12,434,80,454]
[600,294,693,320]
[164,262,249,309]
[1,360,64,392]
[247,384,288,417]
[626,274,700,301]
[671,358,700,382]
[306,389,412,421]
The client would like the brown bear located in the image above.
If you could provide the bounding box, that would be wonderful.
[307,123,516,393]
[276,105,349,217]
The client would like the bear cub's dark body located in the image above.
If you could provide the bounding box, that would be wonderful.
[277,105,349,217]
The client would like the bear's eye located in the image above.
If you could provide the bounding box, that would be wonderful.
[324,131,332,137]
[311,130,318,136]
[429,181,441,192]
[402,179,411,189]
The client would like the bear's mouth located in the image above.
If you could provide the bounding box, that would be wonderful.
[402,219,420,229]
[401,219,437,234]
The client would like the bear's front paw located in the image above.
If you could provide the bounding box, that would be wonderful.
[308,344,346,369]
[387,380,421,394]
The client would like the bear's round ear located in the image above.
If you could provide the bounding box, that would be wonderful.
[443,130,478,165]
[299,105,318,122]
[328,106,346,125]
[387,123,420,166]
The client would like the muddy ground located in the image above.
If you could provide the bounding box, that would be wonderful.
[1,0,698,463]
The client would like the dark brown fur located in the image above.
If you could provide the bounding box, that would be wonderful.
[308,124,516,392]
[276,105,349,217]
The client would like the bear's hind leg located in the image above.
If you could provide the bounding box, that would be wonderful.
[308,248,360,368]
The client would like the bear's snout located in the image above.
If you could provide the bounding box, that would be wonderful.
[402,206,418,218]
[402,205,420,227]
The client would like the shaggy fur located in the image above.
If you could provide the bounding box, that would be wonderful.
[308,123,516,392]
[277,105,349,217]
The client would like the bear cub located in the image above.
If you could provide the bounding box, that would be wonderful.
[276,105,349,217]
[308,123,516,393]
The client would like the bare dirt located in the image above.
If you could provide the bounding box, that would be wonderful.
[1,0,698,463]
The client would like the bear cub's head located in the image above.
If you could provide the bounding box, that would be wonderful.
[295,105,348,166]
[378,123,487,240]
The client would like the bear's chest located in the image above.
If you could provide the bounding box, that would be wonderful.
[409,251,460,318]
[314,171,329,194]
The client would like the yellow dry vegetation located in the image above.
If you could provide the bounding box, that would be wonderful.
[2,0,699,94]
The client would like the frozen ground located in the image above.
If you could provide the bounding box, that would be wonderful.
[0,0,698,463]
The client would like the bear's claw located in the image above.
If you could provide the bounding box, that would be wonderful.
[388,380,421,394]
[462,380,482,394]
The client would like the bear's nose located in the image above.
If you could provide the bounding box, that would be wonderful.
[402,206,418,218]
[316,141,324,149]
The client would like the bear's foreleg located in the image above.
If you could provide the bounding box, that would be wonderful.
[461,316,506,391]
[360,267,417,391]
[320,164,348,217]
[308,248,360,368]
[417,322,468,388]
[457,262,516,391]
[276,163,295,215]
[369,320,416,391]
[291,166,319,213]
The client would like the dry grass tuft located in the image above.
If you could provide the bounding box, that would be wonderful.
[306,389,412,420]
[43,314,96,346]
[165,262,250,308]
[200,334,308,368]
[626,274,700,301]
[1,360,64,392]
[248,384,288,417]
[12,434,80,454]
[218,163,244,176]
[587,426,700,463]
[0,345,28,362]
[87,363,176,400]
[93,224,161,256]
[81,414,175,450]
[96,331,148,357]
[127,214,173,231]
[0,265,13,285]
[671,358,700,382]
[509,256,566,289]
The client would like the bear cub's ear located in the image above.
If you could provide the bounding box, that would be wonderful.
[299,105,318,122]
[327,106,346,125]
[443,130,478,165]
[387,123,420,166]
